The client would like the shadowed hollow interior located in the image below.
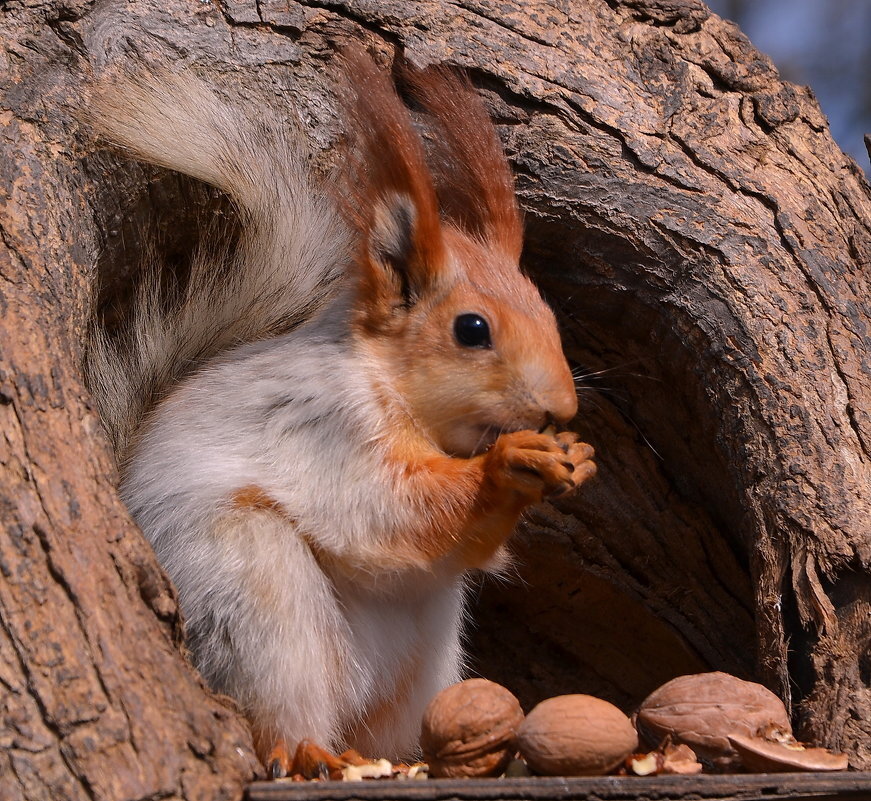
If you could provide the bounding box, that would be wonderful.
[88,157,760,724]
[467,213,758,713]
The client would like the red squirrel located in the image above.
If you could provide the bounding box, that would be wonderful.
[86,51,596,774]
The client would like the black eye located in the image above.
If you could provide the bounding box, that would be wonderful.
[454,313,492,349]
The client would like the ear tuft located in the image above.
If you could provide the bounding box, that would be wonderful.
[405,66,523,260]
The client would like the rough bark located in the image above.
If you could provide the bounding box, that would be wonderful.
[0,4,262,799]
[1,1,869,798]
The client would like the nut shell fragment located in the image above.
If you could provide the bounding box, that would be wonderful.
[728,734,849,773]
[342,758,394,781]
[635,672,791,768]
[420,679,524,778]
[661,743,704,775]
[626,743,702,776]
[517,694,638,776]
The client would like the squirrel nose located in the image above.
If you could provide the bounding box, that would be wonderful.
[547,388,578,426]
[536,380,578,428]
[546,360,579,425]
[528,361,578,426]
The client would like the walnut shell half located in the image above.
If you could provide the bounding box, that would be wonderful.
[420,679,524,778]
[728,733,849,772]
[635,672,791,769]
[516,694,638,776]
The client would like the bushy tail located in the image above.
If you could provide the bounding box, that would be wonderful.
[86,68,350,459]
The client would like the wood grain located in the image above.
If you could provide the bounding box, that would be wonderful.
[246,773,871,801]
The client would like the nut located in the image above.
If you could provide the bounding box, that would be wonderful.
[341,758,394,781]
[626,742,702,776]
[626,752,660,776]
[420,679,524,778]
[516,694,638,776]
[635,672,791,769]
[728,733,849,772]
[660,743,704,775]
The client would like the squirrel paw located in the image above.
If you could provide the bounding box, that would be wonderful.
[486,430,596,501]
[267,739,355,781]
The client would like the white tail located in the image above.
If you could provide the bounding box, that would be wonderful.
[86,69,350,457]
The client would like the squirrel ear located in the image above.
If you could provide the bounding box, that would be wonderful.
[369,193,416,276]
[362,191,444,313]
[337,47,448,325]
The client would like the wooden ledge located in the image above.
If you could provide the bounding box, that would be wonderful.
[247,771,871,801]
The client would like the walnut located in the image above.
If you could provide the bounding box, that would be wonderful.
[634,672,791,769]
[516,694,638,776]
[420,679,524,778]
[728,731,849,772]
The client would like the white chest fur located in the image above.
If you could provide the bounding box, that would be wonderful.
[122,315,465,757]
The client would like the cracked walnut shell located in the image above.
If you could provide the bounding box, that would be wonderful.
[420,679,524,778]
[728,731,849,772]
[635,672,791,769]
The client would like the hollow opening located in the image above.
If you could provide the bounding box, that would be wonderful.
[85,155,760,720]
[467,213,758,712]
[82,152,238,335]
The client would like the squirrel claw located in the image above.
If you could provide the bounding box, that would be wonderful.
[265,738,294,780]
[268,758,287,780]
[544,474,580,499]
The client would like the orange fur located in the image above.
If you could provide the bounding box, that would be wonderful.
[372,425,594,571]
[232,485,284,513]
[259,734,292,775]
[334,56,589,573]
[339,50,446,334]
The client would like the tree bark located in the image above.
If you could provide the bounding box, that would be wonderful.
[0,4,263,800]
[1,1,869,798]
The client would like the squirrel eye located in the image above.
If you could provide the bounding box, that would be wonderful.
[454,313,492,349]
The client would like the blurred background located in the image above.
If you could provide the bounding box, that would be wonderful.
[707,0,871,173]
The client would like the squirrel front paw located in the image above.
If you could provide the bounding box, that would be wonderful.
[484,430,596,502]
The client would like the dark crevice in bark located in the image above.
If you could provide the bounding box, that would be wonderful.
[447,0,555,49]
[1,605,97,801]
[301,0,406,51]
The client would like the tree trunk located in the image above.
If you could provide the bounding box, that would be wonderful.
[0,5,263,800]
[1,1,869,798]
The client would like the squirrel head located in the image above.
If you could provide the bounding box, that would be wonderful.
[341,52,577,457]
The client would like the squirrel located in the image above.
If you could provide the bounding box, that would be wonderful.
[85,51,596,774]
